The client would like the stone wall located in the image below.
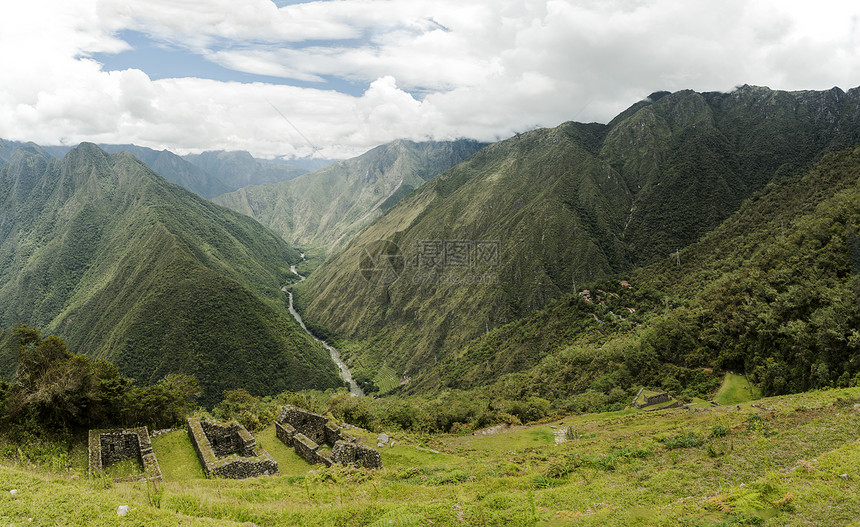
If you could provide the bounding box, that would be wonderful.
[645,392,671,406]
[187,418,279,479]
[276,405,330,445]
[293,432,333,467]
[643,400,684,412]
[634,390,675,409]
[88,427,162,482]
[331,440,383,469]
[631,387,645,408]
[275,421,296,447]
[275,405,381,469]
[200,420,255,457]
[325,422,343,445]
[100,432,142,466]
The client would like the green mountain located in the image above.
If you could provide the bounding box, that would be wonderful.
[2,140,292,199]
[96,144,233,199]
[184,150,308,191]
[213,139,486,253]
[297,85,860,393]
[0,140,59,163]
[612,85,860,263]
[425,145,860,400]
[0,143,342,404]
[0,138,14,162]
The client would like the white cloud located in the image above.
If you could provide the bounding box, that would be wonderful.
[1,0,859,159]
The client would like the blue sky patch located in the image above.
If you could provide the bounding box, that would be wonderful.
[92,29,368,96]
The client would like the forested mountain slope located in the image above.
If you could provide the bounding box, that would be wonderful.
[95,144,233,199]
[0,143,341,404]
[419,145,860,399]
[298,85,860,392]
[214,139,486,253]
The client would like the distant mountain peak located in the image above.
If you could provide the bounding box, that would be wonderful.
[645,90,671,102]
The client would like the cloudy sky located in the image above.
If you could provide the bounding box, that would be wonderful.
[1,0,859,160]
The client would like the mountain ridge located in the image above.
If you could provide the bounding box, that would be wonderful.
[0,143,342,404]
[183,150,309,192]
[0,139,319,199]
[297,84,860,393]
[213,139,487,254]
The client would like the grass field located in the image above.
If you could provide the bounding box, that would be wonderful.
[101,458,144,480]
[151,431,205,481]
[2,387,859,525]
[714,373,761,405]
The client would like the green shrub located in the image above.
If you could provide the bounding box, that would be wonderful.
[531,474,561,488]
[710,424,731,438]
[546,446,652,477]
[212,388,277,431]
[744,414,775,436]
[328,394,376,430]
[396,466,422,480]
[2,325,200,434]
[430,469,470,485]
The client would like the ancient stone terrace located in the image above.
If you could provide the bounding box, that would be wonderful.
[276,405,382,469]
[88,427,162,482]
[187,418,278,479]
[631,389,684,411]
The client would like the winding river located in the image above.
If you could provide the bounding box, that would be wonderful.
[284,256,364,397]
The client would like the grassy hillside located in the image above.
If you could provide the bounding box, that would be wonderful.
[1,387,858,525]
[0,143,342,404]
[213,139,486,254]
[299,85,860,395]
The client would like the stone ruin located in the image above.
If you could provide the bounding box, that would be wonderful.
[275,405,382,469]
[88,427,162,482]
[187,418,278,479]
[632,389,684,411]
[643,392,671,406]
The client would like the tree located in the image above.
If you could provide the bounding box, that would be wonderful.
[214,388,272,431]
[127,374,201,429]
[4,325,199,433]
[8,329,132,431]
